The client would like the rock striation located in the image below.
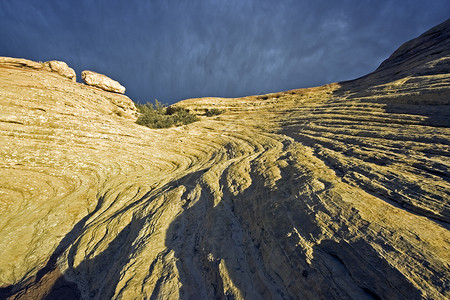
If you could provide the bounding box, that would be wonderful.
[376,18,450,77]
[0,19,449,300]
[81,70,126,94]
[0,56,45,70]
[44,60,76,82]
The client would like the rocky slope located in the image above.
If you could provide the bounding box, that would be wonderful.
[0,20,449,300]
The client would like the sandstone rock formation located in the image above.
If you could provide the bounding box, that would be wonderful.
[81,70,126,94]
[0,57,76,82]
[376,18,450,78]
[0,20,449,300]
[44,60,76,82]
[0,56,44,69]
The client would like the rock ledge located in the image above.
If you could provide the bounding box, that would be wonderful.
[81,70,126,94]
[44,60,76,81]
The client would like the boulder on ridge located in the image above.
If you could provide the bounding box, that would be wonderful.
[44,60,76,81]
[81,70,125,94]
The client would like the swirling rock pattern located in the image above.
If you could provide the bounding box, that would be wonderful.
[0,20,449,299]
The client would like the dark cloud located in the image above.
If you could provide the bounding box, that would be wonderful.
[1,0,449,103]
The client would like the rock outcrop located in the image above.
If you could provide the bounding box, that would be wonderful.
[0,56,44,69]
[0,57,77,82]
[376,18,450,77]
[81,70,126,94]
[44,60,76,82]
[0,19,449,300]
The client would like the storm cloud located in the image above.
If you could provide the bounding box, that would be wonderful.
[1,0,449,103]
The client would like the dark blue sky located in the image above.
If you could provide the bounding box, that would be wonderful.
[1,1,449,104]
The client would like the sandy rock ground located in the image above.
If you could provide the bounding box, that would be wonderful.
[0,20,449,300]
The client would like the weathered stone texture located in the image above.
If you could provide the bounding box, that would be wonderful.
[44,60,76,81]
[81,70,126,94]
[0,19,449,300]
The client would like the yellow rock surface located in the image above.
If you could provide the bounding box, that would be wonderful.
[0,20,449,299]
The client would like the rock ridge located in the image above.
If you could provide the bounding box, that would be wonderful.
[377,18,450,76]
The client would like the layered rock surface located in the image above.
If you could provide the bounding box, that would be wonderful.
[0,57,77,82]
[44,60,76,82]
[0,20,449,300]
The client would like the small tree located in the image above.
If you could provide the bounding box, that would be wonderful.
[136,99,199,129]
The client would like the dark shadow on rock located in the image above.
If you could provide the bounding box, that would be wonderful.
[162,160,425,299]
[0,169,207,299]
[44,277,81,300]
[61,217,146,299]
[0,195,108,299]
[310,239,422,300]
[0,150,437,299]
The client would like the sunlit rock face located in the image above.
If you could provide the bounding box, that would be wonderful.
[0,19,449,300]
[44,60,77,82]
[81,70,126,94]
[0,56,45,69]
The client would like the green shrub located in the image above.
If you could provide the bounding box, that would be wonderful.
[205,108,223,117]
[136,100,199,129]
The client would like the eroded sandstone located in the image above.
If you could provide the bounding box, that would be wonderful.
[81,70,126,94]
[44,60,76,82]
[0,19,449,300]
